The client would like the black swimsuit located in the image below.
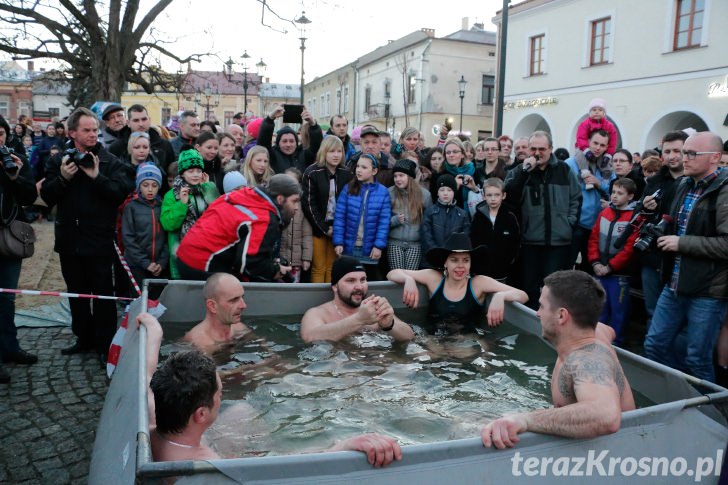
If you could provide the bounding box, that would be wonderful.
[426,277,485,335]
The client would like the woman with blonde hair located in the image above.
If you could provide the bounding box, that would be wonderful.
[301,136,353,282]
[241,145,274,186]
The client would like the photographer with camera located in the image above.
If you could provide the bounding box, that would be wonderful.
[643,131,728,383]
[638,131,688,329]
[40,108,134,365]
[0,115,38,382]
[504,131,581,309]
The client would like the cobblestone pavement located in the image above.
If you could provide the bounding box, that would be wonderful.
[0,326,108,484]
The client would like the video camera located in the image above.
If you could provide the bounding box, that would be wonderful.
[0,146,17,175]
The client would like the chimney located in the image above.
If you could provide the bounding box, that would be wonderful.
[265,77,270,83]
[27,61,34,72]
[462,17,469,30]
[421,28,435,38]
[473,22,484,30]
[40,68,46,72]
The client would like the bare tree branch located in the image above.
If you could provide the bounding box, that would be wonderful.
[0,0,212,107]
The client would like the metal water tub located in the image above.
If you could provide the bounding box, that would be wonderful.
[90,280,728,484]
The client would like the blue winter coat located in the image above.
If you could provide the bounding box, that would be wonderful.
[333,181,391,256]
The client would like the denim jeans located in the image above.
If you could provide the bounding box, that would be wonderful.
[0,255,23,356]
[644,286,727,382]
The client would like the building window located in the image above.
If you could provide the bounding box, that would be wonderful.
[325,92,330,117]
[336,89,341,114]
[343,86,349,113]
[161,106,172,126]
[674,0,704,50]
[0,96,9,118]
[18,101,32,118]
[223,110,234,126]
[310,98,317,118]
[48,107,60,119]
[481,75,495,105]
[590,17,611,65]
[320,95,325,117]
[364,86,371,112]
[529,34,545,76]
[407,74,416,105]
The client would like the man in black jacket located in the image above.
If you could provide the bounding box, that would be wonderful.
[41,108,135,364]
[639,130,688,329]
[109,104,176,171]
[257,106,322,174]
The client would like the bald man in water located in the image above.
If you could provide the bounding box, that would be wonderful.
[481,270,634,449]
[185,273,251,353]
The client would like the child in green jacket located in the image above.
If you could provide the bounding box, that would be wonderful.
[161,148,219,278]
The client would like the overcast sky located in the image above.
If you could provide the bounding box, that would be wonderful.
[152,0,503,84]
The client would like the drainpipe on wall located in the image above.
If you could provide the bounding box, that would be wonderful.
[353,64,359,126]
[417,39,432,134]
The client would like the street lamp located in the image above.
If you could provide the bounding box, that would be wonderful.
[384,80,391,132]
[198,83,220,121]
[224,52,266,119]
[295,10,311,105]
[457,75,468,133]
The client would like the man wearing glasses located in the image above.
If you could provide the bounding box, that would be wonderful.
[644,131,728,383]
[504,130,581,309]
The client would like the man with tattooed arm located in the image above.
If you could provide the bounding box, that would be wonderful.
[481,270,635,449]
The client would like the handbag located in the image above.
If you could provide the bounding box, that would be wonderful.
[0,194,36,259]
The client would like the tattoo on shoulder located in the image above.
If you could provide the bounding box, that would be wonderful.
[557,343,625,399]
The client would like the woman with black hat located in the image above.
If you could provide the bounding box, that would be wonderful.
[387,233,527,335]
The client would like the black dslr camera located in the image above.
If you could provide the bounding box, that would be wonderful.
[634,215,673,252]
[278,258,295,283]
[0,146,18,174]
[63,147,96,169]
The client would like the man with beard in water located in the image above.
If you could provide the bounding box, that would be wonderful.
[176,174,301,281]
[300,257,415,342]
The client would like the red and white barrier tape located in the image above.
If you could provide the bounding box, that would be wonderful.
[113,241,142,297]
[0,288,134,301]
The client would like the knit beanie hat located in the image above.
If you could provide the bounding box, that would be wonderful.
[223,171,247,193]
[393,159,417,179]
[264,173,302,198]
[436,174,457,194]
[246,118,262,139]
[136,162,162,191]
[177,149,204,174]
[331,256,366,286]
[588,98,607,112]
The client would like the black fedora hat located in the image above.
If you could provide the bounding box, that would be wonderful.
[425,233,487,269]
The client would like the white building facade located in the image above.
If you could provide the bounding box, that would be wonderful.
[495,0,728,152]
[304,23,498,145]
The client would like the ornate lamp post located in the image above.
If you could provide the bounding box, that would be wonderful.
[224,53,266,118]
[198,83,220,121]
[458,75,468,133]
[295,11,311,105]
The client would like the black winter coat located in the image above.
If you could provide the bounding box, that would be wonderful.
[41,142,135,257]
[301,163,353,237]
[257,117,323,174]
[470,203,520,280]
